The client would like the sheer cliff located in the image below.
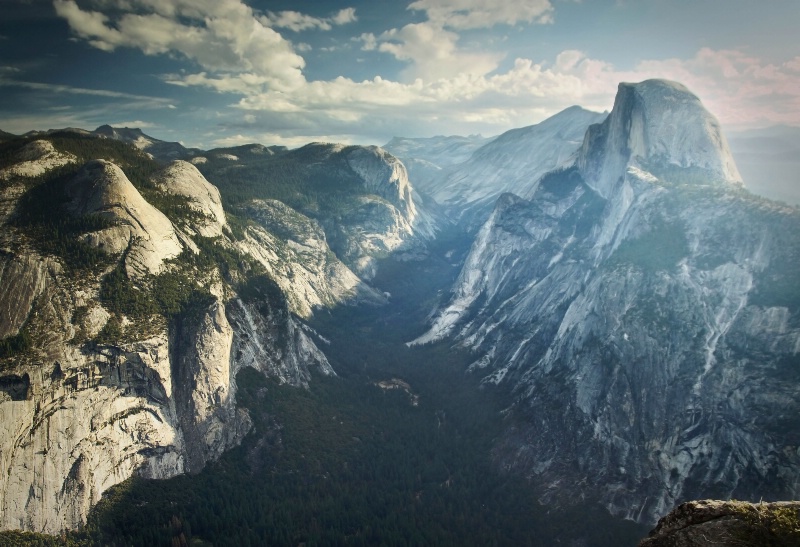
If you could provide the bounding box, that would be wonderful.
[414,79,800,524]
[0,133,428,534]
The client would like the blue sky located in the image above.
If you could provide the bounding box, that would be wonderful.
[1,0,798,148]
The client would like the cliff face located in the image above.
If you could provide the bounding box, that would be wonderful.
[64,159,185,277]
[398,106,607,225]
[194,142,439,281]
[414,80,800,524]
[0,129,439,534]
[0,140,336,533]
[577,79,742,200]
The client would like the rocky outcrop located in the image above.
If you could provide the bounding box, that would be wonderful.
[0,329,186,533]
[64,160,184,277]
[415,80,800,524]
[228,291,334,388]
[330,145,438,277]
[152,160,227,238]
[577,79,742,199]
[0,252,53,338]
[420,106,606,222]
[383,134,490,195]
[171,296,246,473]
[237,199,385,318]
[639,500,800,546]
[0,140,75,180]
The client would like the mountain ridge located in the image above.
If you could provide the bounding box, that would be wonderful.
[414,79,800,524]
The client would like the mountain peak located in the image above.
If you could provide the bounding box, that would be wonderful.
[577,79,742,198]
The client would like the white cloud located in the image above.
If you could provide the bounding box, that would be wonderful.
[51,0,800,144]
[191,47,800,146]
[0,78,174,107]
[408,0,554,29]
[377,22,501,80]
[331,8,358,26]
[262,7,357,32]
[369,0,554,83]
[54,0,307,91]
[357,32,377,51]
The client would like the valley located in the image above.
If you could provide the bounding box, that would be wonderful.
[0,79,798,546]
[66,226,649,546]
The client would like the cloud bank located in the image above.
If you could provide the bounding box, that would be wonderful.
[50,0,800,146]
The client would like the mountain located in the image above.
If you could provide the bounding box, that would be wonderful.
[728,125,800,206]
[193,141,439,280]
[0,131,428,533]
[382,134,492,194]
[92,125,191,162]
[420,106,607,223]
[413,79,800,523]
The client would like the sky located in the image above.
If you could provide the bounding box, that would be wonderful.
[1,0,799,149]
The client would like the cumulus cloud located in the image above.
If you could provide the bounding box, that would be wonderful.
[54,0,307,91]
[263,8,358,32]
[195,47,800,144]
[51,0,800,144]
[377,22,501,80]
[408,0,554,29]
[368,0,554,82]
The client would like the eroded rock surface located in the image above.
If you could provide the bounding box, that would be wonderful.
[639,500,800,546]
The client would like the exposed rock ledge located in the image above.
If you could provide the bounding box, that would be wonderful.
[639,500,800,546]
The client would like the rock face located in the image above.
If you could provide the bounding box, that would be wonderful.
[382,134,491,195]
[65,159,184,277]
[153,160,227,238]
[639,500,800,546]
[195,141,440,281]
[237,199,385,318]
[0,140,75,180]
[415,106,606,222]
[415,79,800,524]
[0,141,335,534]
[577,79,742,199]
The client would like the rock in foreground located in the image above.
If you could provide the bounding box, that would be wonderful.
[639,500,800,546]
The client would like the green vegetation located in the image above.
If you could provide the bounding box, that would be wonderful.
[94,232,269,345]
[6,132,202,271]
[538,165,584,199]
[49,226,645,547]
[728,501,800,546]
[609,215,688,272]
[0,530,85,547]
[0,329,32,359]
[196,144,366,218]
[11,164,116,272]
